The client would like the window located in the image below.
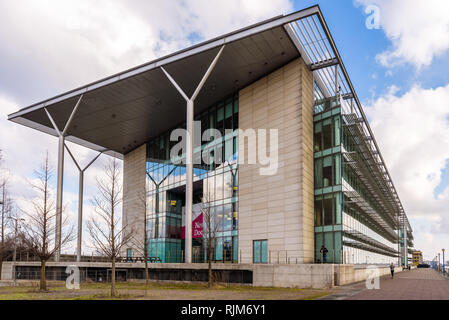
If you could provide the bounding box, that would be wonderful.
[223,204,232,231]
[253,240,268,264]
[225,99,233,129]
[322,119,333,150]
[334,155,341,185]
[127,248,133,258]
[314,122,322,152]
[315,197,323,226]
[217,104,224,136]
[322,156,333,187]
[223,237,232,262]
[323,195,333,226]
[334,117,341,146]
[335,193,342,225]
[314,158,323,188]
[232,203,238,230]
[215,237,223,261]
[215,205,224,232]
[232,236,238,262]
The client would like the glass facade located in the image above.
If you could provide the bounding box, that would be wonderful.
[139,79,407,266]
[145,94,239,263]
[313,93,399,265]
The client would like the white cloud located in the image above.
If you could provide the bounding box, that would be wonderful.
[0,0,293,105]
[356,0,449,69]
[365,84,449,254]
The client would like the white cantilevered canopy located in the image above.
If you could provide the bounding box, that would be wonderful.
[8,6,322,158]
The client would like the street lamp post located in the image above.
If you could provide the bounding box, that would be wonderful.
[438,253,441,273]
[12,218,25,262]
[443,249,446,276]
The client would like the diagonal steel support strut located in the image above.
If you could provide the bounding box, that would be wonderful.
[65,144,104,262]
[44,94,83,261]
[160,45,225,263]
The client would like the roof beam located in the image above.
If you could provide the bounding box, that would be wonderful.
[310,58,338,71]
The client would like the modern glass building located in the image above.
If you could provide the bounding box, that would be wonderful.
[8,5,414,266]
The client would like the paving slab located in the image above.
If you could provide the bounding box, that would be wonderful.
[322,268,449,300]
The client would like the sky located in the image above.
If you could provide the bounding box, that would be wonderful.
[0,0,448,261]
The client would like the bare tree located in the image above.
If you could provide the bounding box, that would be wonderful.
[0,159,12,279]
[0,175,11,280]
[87,158,132,297]
[200,193,220,288]
[20,152,74,291]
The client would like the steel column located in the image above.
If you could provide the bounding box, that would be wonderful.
[404,223,408,266]
[77,171,84,262]
[55,135,64,261]
[185,99,194,263]
[160,45,225,264]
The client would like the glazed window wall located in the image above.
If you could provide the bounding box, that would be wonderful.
[342,125,397,234]
[146,94,239,263]
[313,92,399,264]
[314,102,343,264]
[314,114,341,153]
[343,208,396,251]
[202,166,239,263]
[342,166,394,229]
[314,155,342,189]
[341,244,397,265]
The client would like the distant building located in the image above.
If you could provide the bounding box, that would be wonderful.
[412,250,423,265]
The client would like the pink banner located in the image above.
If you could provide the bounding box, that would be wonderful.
[181,213,203,239]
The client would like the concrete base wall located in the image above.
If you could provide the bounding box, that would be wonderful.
[336,264,403,286]
[253,264,334,288]
[1,262,14,280]
[2,261,405,288]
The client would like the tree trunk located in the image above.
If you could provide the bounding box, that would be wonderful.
[111,255,116,297]
[144,258,149,297]
[208,242,213,288]
[0,258,3,281]
[145,259,149,286]
[40,259,47,291]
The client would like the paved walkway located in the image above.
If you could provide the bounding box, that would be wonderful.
[323,268,449,300]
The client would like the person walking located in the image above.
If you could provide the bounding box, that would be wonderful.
[320,245,329,263]
[390,262,395,278]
